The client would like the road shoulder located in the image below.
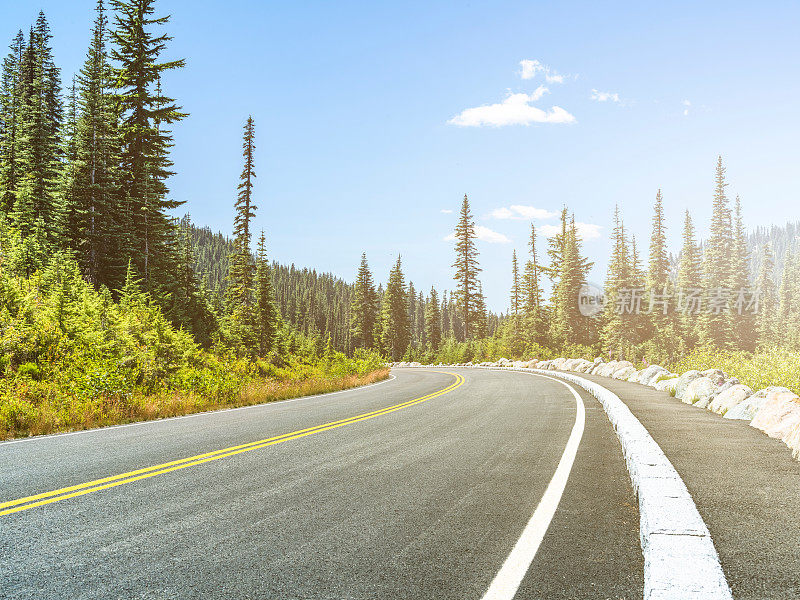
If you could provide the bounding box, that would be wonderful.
[572,372,800,600]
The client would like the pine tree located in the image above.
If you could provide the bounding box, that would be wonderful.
[510,249,521,317]
[350,252,378,350]
[415,289,425,348]
[111,0,186,288]
[441,290,451,340]
[225,117,257,350]
[474,282,488,340]
[677,210,702,348]
[647,190,669,289]
[425,286,442,351]
[701,156,734,347]
[729,195,755,350]
[380,255,410,360]
[754,242,777,348]
[778,251,800,350]
[227,117,257,312]
[67,0,124,289]
[643,190,670,333]
[407,280,417,346]
[254,231,279,355]
[452,194,482,340]
[0,31,26,215]
[550,212,593,347]
[15,14,64,244]
[602,205,633,357]
[521,222,545,345]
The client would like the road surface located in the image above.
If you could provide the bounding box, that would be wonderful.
[1,368,643,599]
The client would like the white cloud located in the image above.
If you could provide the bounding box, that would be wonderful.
[519,59,569,84]
[489,207,515,219]
[440,208,453,214]
[443,225,511,244]
[475,225,511,243]
[590,89,621,103]
[519,59,543,80]
[448,89,576,127]
[490,205,558,220]
[538,222,602,240]
[682,99,691,116]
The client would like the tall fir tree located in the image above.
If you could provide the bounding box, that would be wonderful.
[349,252,379,350]
[254,231,279,355]
[754,242,777,348]
[677,209,703,348]
[452,194,482,340]
[67,0,124,289]
[701,156,734,347]
[380,255,410,360]
[15,14,64,244]
[407,280,417,346]
[522,222,545,345]
[510,249,521,318]
[111,0,186,288]
[425,287,442,351]
[0,31,26,214]
[647,190,669,290]
[550,212,593,347]
[729,195,755,350]
[225,117,257,350]
[474,282,488,340]
[602,205,635,357]
[778,251,800,350]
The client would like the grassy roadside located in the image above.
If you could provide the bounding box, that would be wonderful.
[0,368,390,441]
[666,348,800,396]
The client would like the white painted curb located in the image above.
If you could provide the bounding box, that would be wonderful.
[406,365,733,600]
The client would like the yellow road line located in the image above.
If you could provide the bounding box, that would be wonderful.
[1,371,463,517]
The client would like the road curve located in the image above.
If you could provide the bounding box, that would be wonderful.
[1,368,642,599]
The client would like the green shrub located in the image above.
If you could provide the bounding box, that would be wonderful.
[667,347,800,395]
[16,362,40,380]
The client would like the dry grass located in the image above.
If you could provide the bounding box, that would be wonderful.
[0,368,390,440]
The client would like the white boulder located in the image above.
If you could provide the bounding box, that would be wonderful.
[674,370,702,399]
[700,368,727,386]
[708,384,753,415]
[654,376,679,393]
[612,365,637,380]
[681,376,716,405]
[751,391,800,442]
[724,387,791,421]
[637,365,669,386]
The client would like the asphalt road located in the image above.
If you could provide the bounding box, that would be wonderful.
[1,368,642,599]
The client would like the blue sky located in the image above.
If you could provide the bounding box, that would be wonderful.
[4,0,800,311]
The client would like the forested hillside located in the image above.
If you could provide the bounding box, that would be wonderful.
[187,221,501,356]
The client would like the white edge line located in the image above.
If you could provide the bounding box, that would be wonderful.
[480,372,586,600]
[0,374,397,446]
[526,368,733,600]
[424,365,733,600]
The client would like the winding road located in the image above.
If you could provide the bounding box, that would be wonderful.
[2,368,647,598]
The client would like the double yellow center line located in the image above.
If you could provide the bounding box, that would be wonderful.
[1,371,463,517]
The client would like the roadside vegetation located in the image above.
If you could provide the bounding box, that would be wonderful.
[0,218,386,440]
[0,4,389,440]
[666,347,800,396]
